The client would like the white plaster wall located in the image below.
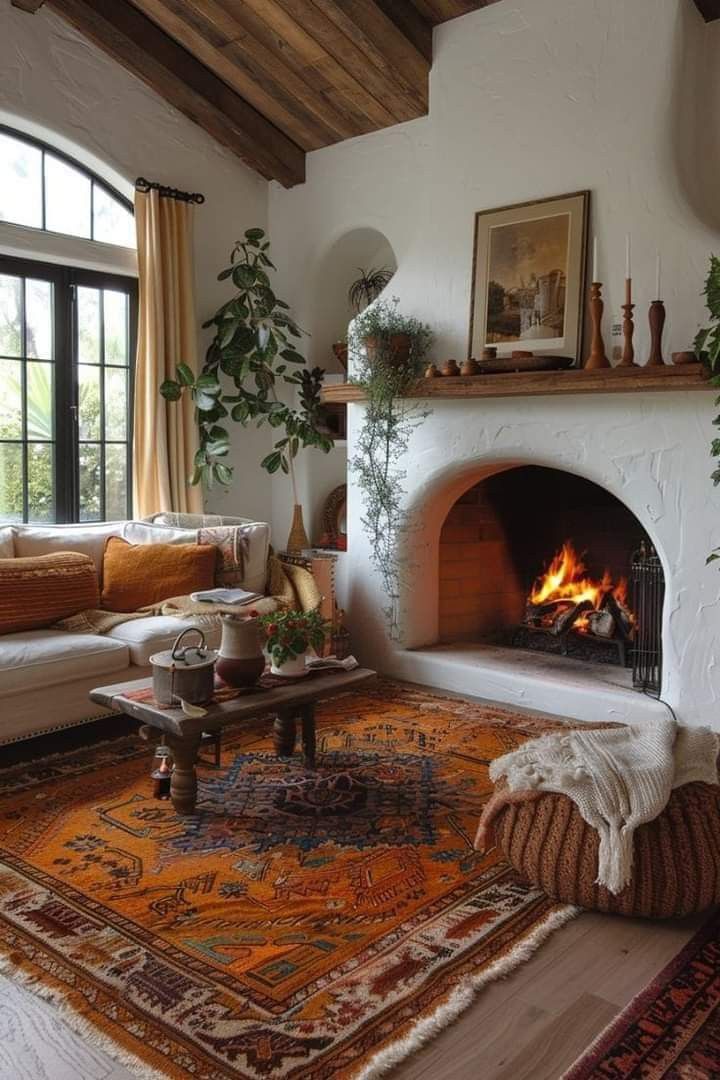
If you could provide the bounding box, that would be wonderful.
[0,4,272,525]
[267,0,720,723]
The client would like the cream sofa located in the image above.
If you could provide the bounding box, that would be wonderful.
[0,517,270,745]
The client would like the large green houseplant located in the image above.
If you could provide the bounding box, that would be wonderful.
[160,228,332,549]
[350,298,433,636]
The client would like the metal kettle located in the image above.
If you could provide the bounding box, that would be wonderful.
[149,627,217,706]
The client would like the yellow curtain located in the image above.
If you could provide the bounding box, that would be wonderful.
[133,188,203,517]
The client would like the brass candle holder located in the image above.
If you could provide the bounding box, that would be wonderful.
[585,282,610,369]
[619,277,637,367]
[646,300,666,366]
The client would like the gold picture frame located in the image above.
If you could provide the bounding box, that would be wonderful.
[468,191,590,365]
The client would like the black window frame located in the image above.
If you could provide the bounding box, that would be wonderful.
[0,124,135,245]
[0,253,138,524]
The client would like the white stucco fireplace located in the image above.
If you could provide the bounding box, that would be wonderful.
[345,386,720,729]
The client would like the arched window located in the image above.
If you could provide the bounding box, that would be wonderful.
[0,128,136,524]
[0,126,135,248]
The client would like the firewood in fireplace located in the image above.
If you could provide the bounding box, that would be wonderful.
[525,598,574,627]
[587,609,616,639]
[604,592,634,641]
[550,599,593,636]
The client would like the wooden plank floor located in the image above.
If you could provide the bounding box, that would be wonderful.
[0,909,701,1079]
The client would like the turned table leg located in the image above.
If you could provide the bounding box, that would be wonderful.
[164,734,202,815]
[273,711,297,758]
[300,704,316,769]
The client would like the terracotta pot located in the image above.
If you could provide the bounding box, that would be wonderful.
[332,341,348,371]
[270,651,308,678]
[216,616,265,688]
[363,333,412,367]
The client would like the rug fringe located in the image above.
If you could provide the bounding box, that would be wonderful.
[354,904,579,1080]
[0,951,167,1080]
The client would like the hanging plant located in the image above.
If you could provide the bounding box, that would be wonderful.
[348,266,395,314]
[160,228,333,505]
[350,298,433,637]
[698,255,720,566]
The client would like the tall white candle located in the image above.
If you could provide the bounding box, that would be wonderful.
[625,234,631,279]
[593,236,598,283]
[655,252,662,299]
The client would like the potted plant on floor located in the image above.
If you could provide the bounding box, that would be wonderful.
[260,609,329,676]
[349,298,433,638]
[160,228,333,553]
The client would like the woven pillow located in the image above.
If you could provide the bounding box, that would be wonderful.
[101,537,217,613]
[493,782,720,918]
[0,552,99,634]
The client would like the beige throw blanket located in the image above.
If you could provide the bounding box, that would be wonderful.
[477,719,719,895]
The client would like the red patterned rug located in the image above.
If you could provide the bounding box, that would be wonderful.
[565,908,720,1079]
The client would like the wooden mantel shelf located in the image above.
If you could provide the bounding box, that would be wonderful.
[321,363,712,402]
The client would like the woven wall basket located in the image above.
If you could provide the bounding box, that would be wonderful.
[494,782,720,918]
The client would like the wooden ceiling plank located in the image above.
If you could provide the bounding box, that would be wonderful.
[128,0,351,149]
[244,0,404,127]
[46,0,305,186]
[267,0,424,124]
[693,0,720,20]
[374,0,433,60]
[408,0,484,23]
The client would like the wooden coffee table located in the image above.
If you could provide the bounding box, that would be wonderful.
[90,668,376,815]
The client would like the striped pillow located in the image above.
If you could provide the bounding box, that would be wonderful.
[0,553,100,635]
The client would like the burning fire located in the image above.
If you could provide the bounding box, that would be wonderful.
[528,541,631,633]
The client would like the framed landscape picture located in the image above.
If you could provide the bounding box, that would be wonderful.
[468,191,590,365]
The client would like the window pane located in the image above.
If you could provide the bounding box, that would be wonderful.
[79,444,101,521]
[0,359,22,439]
[0,443,23,523]
[44,154,91,238]
[26,362,53,440]
[103,289,128,364]
[93,186,135,248]
[0,132,42,229]
[25,279,53,359]
[27,443,54,523]
[77,287,100,363]
[104,368,127,440]
[0,275,22,357]
[105,443,127,520]
[78,365,101,439]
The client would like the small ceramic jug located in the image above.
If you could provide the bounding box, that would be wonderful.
[216,616,265,687]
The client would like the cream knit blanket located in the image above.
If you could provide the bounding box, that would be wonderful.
[488,719,719,895]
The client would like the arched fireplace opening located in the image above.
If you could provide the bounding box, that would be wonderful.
[438,465,659,674]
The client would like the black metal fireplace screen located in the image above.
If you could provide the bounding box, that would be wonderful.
[631,542,664,696]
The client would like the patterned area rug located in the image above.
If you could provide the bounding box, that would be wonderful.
[565,908,720,1079]
[0,682,575,1079]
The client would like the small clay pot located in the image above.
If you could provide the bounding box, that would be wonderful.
[671,351,697,365]
[425,363,441,378]
[364,333,412,367]
[460,358,480,376]
[441,358,460,376]
[332,342,348,371]
[482,347,498,361]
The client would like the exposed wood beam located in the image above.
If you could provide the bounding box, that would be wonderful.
[375,0,433,61]
[693,0,720,19]
[45,0,306,186]
[11,0,47,11]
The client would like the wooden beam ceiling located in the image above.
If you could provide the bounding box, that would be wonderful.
[13,0,501,185]
[693,0,720,19]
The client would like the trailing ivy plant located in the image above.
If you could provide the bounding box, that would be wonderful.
[349,299,433,637]
[698,255,720,566]
[160,228,332,502]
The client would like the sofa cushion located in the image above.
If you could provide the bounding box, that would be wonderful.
[0,528,13,558]
[0,552,100,635]
[0,630,129,698]
[122,521,199,547]
[107,616,221,666]
[12,522,124,573]
[101,537,217,612]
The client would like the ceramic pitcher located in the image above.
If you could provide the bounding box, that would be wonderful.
[216,615,265,688]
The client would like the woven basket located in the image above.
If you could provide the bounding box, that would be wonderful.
[494,782,720,918]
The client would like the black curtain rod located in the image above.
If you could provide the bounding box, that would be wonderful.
[135,177,205,204]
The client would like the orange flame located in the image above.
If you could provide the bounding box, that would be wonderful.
[528,541,634,636]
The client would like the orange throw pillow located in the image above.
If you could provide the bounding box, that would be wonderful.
[101,537,217,612]
[0,552,100,634]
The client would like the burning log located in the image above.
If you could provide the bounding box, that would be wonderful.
[525,598,574,627]
[587,609,616,639]
[604,591,634,641]
[550,599,593,636]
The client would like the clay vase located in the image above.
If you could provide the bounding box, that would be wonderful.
[286,504,310,554]
[364,333,412,367]
[332,341,348,371]
[216,616,265,688]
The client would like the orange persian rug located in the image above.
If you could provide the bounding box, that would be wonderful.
[0,682,575,1078]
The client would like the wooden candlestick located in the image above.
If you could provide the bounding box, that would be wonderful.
[585,282,610,369]
[619,278,636,367]
[646,300,666,366]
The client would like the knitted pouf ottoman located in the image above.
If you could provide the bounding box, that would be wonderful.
[490,781,720,918]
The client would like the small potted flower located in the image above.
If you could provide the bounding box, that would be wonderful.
[259,609,329,677]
